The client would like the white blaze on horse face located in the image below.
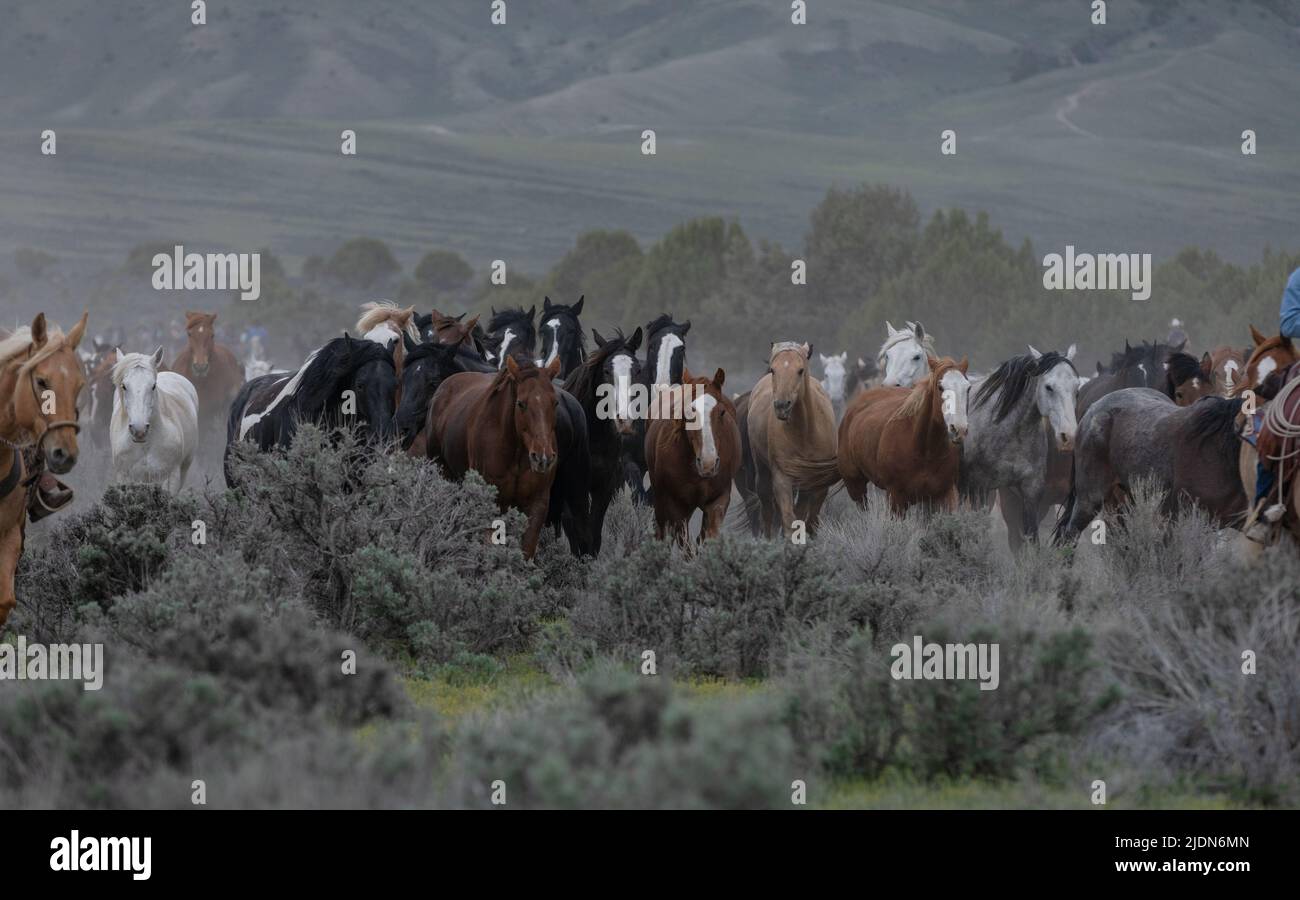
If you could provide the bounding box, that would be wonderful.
[883,337,928,388]
[690,392,720,476]
[611,353,635,430]
[540,318,562,368]
[363,323,400,347]
[655,333,684,387]
[940,369,970,442]
[121,363,158,442]
[1222,359,1239,393]
[496,328,516,370]
[1257,355,1278,385]
[1039,361,1079,451]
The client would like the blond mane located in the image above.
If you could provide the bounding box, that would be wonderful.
[0,322,70,377]
[356,301,419,343]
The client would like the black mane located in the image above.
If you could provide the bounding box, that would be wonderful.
[1187,396,1245,458]
[973,351,1075,421]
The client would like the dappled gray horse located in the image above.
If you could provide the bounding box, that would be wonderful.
[961,347,1079,549]
[1053,388,1246,544]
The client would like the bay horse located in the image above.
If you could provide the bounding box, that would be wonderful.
[425,356,565,560]
[1054,388,1246,544]
[961,347,1077,548]
[645,368,740,546]
[562,327,642,555]
[416,308,482,352]
[483,306,537,368]
[837,355,971,514]
[536,296,587,379]
[170,310,244,446]
[744,341,839,537]
[1,312,88,628]
[622,313,691,504]
[224,334,396,485]
[878,321,936,388]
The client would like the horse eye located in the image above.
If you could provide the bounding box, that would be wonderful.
[516,400,526,410]
[797,368,804,376]
[1046,385,1054,392]
[913,354,921,361]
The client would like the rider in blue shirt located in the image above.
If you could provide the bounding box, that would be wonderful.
[1246,266,1300,542]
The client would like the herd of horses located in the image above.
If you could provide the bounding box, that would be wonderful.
[4,301,1300,629]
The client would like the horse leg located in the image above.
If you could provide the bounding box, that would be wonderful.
[701,493,730,542]
[588,486,613,558]
[0,517,22,628]
[520,498,549,560]
[998,488,1024,552]
[755,461,777,539]
[797,487,829,537]
[771,469,797,538]
[1020,486,1045,544]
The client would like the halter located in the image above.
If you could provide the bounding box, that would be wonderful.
[0,345,81,452]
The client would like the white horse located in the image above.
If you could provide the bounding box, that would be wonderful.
[819,351,849,416]
[878,321,937,388]
[110,348,199,492]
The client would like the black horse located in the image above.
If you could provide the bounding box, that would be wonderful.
[483,305,537,368]
[561,327,643,555]
[224,334,396,486]
[1078,339,1173,420]
[396,332,593,557]
[622,313,690,503]
[537,296,587,379]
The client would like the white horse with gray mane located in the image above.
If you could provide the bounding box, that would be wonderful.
[819,351,849,417]
[110,348,199,492]
[878,321,937,388]
[959,345,1080,549]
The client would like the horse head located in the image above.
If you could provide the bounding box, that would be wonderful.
[1028,345,1080,451]
[395,335,461,448]
[929,355,971,444]
[879,321,935,388]
[9,311,88,473]
[645,314,690,388]
[1165,351,1215,407]
[503,355,561,473]
[819,351,848,405]
[1242,325,1299,396]
[592,327,643,436]
[487,306,537,369]
[680,367,733,479]
[768,341,813,422]
[112,346,165,444]
[537,296,586,375]
[185,310,218,376]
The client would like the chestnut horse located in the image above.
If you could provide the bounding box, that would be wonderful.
[646,368,740,546]
[425,356,564,559]
[838,356,971,514]
[1207,344,1246,396]
[744,341,838,538]
[170,310,244,444]
[1,312,88,628]
[1236,327,1300,501]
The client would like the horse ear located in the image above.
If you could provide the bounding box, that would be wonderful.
[628,327,643,352]
[682,367,694,384]
[430,309,444,321]
[543,296,552,310]
[819,353,829,365]
[1027,344,1042,360]
[114,346,124,361]
[152,346,166,368]
[545,355,562,380]
[678,320,690,336]
[914,322,926,340]
[1125,339,1132,352]
[592,329,606,347]
[1200,351,1213,373]
[30,312,48,348]
[403,331,419,354]
[572,296,584,316]
[1250,324,1268,346]
[505,355,520,378]
[1096,361,1104,376]
[1066,343,1077,360]
[463,315,479,334]
[527,305,536,321]
[713,368,726,389]
[858,357,867,368]
[885,321,897,337]
[838,351,847,362]
[802,342,812,359]
[959,356,969,375]
[66,310,88,350]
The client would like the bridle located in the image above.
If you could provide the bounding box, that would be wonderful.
[0,346,81,453]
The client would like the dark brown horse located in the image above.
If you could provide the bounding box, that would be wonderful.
[425,355,564,559]
[170,310,244,443]
[837,356,971,514]
[645,368,740,546]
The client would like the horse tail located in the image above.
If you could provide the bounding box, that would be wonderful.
[1050,457,1077,546]
[782,455,843,492]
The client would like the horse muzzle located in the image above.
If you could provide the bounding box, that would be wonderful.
[1056,433,1075,452]
[45,446,76,474]
[615,418,635,436]
[773,400,794,421]
[695,458,720,478]
[192,363,209,377]
[129,424,150,443]
[528,451,556,473]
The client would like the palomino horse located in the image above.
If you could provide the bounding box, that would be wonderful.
[1,312,88,628]
[536,296,587,379]
[838,355,970,514]
[878,321,936,388]
[110,348,199,492]
[961,347,1077,548]
[1054,388,1246,543]
[646,368,740,546]
[425,356,565,559]
[170,310,244,445]
[744,341,838,537]
[562,327,642,555]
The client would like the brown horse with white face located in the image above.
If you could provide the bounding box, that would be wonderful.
[645,368,740,546]
[0,312,88,627]
[1235,326,1300,501]
[838,355,971,514]
[744,341,838,539]
[425,355,562,559]
[1207,345,1246,396]
[171,310,244,443]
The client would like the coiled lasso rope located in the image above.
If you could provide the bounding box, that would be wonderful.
[1260,373,1300,518]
